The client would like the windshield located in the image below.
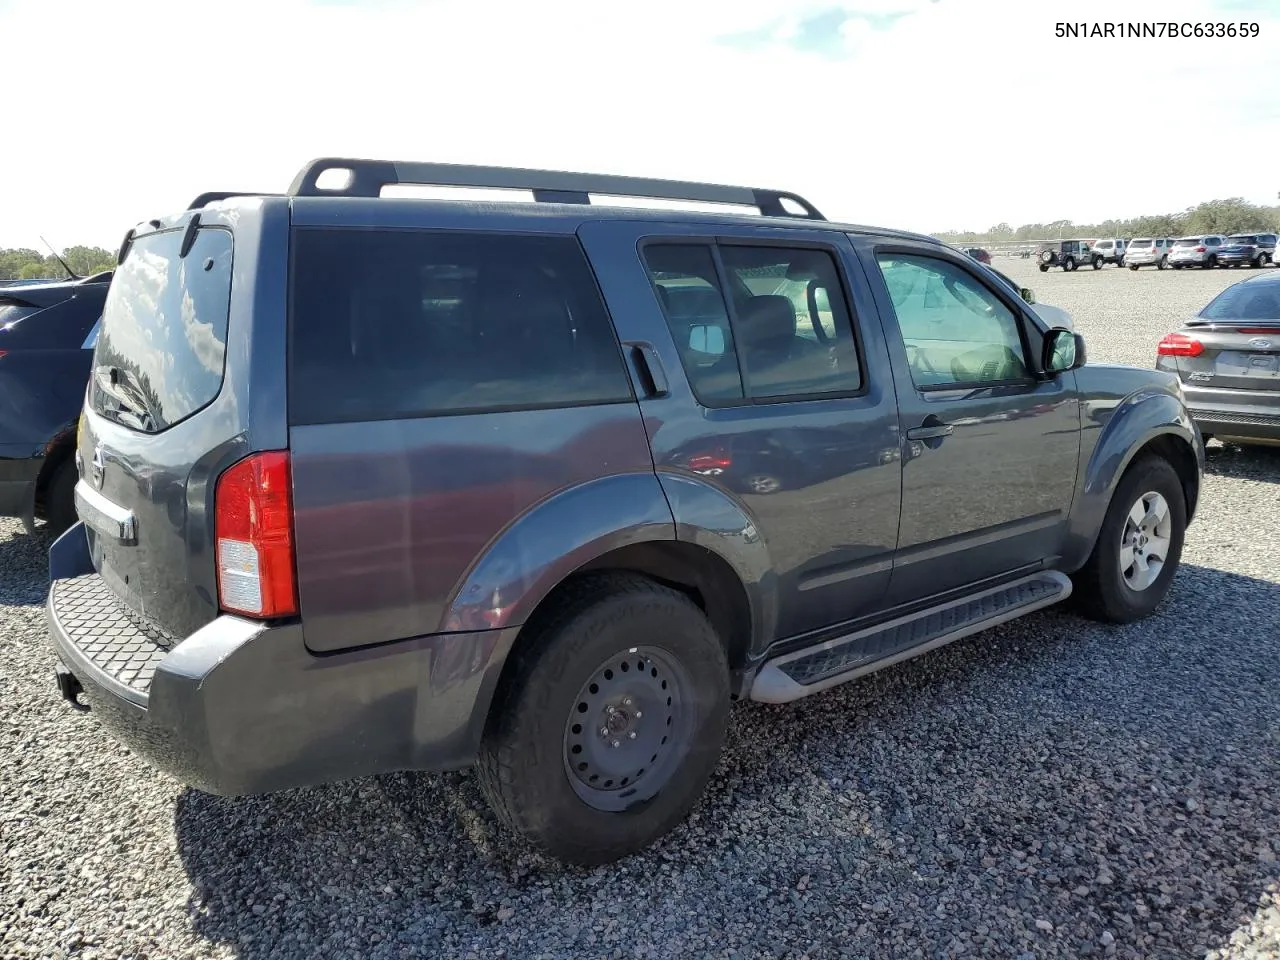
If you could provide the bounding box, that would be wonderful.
[89,227,234,433]
[1198,282,1280,321]
[1174,238,1201,247]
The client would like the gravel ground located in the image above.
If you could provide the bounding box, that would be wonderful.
[3,259,1279,959]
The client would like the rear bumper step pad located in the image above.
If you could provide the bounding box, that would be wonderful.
[749,571,1071,704]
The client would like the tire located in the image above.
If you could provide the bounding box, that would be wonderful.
[1092,256,1103,270]
[44,461,78,536]
[1172,263,1182,270]
[476,573,730,865]
[1129,264,1139,271]
[1064,256,1076,272]
[1071,456,1187,624]
[1206,255,1218,269]
[1039,264,1050,273]
[1250,256,1261,268]
[1159,255,1168,270]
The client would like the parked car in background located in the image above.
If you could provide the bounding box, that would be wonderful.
[962,247,992,265]
[1092,238,1127,266]
[46,158,1202,866]
[1169,235,1226,269]
[1157,271,1280,446]
[0,272,108,535]
[1127,238,1174,270]
[1217,233,1277,269]
[1037,239,1102,272]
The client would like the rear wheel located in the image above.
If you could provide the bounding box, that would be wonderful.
[476,574,730,865]
[1159,255,1169,270]
[1206,255,1218,269]
[44,461,78,536]
[1071,457,1187,624]
[1064,256,1076,272]
[1039,264,1050,273]
[1129,263,1139,271]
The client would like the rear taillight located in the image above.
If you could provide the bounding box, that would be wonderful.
[1196,246,1207,253]
[1157,333,1204,357]
[215,451,298,618]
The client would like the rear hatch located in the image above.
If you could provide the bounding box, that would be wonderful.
[76,217,259,638]
[1166,281,1280,391]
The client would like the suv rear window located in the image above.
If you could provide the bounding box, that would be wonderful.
[1096,240,1112,249]
[288,229,632,424]
[90,227,234,433]
[1174,238,1201,247]
[1130,239,1152,246]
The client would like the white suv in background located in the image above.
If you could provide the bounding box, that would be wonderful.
[1169,235,1227,269]
[1092,238,1127,266]
[1127,238,1175,270]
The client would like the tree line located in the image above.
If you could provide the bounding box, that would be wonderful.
[935,197,1280,245]
[0,246,116,281]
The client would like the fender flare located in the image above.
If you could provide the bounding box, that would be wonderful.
[1061,389,1200,571]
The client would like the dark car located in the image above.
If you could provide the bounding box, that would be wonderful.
[1037,239,1103,271]
[1216,233,1277,269]
[1157,271,1280,445]
[47,158,1202,866]
[0,273,109,534]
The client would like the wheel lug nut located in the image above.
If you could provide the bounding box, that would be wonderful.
[600,727,609,736]
[623,697,633,706]
[606,705,616,715]
[611,740,621,748]
[629,732,637,740]
[635,711,643,719]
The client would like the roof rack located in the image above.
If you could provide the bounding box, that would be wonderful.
[286,157,826,220]
[187,191,284,210]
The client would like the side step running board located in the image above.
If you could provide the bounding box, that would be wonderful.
[749,571,1072,704]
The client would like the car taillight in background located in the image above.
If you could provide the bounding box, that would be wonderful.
[1157,333,1204,357]
[215,451,298,618]
[1196,246,1207,253]
[688,452,733,475]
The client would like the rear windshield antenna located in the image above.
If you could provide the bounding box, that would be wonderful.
[40,236,81,281]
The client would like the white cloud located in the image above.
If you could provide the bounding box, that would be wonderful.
[1,0,1277,249]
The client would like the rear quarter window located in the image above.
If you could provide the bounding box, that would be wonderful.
[90,228,234,433]
[287,228,632,424]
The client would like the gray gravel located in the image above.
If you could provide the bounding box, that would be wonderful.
[3,259,1279,959]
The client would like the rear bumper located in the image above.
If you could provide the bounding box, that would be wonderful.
[1183,386,1280,442]
[45,523,517,796]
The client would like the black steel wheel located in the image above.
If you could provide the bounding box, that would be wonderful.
[476,573,730,865]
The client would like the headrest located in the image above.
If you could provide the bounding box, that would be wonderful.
[738,295,796,345]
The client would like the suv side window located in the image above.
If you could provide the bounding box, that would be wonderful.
[875,253,1030,389]
[643,244,744,403]
[643,243,862,403]
[288,228,632,424]
[719,246,861,399]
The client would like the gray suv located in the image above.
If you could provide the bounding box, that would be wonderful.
[46,158,1204,865]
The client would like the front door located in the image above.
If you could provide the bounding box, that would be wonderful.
[856,240,1082,605]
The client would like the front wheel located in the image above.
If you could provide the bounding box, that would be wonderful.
[1071,457,1187,624]
[476,574,730,865]
[1206,255,1218,269]
[1092,256,1103,270]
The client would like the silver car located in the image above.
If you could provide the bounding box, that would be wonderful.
[1169,235,1227,269]
[1126,238,1175,270]
[1156,272,1280,446]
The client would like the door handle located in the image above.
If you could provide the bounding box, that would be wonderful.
[624,342,669,398]
[906,422,953,441]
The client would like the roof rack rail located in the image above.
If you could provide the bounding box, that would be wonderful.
[286,157,826,220]
[187,191,283,210]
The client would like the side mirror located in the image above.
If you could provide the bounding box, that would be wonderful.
[1020,287,1036,305]
[1043,329,1086,374]
[688,324,726,355]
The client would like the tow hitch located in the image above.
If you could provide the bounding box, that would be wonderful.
[54,665,88,711]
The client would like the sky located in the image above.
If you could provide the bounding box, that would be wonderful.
[1,0,1278,250]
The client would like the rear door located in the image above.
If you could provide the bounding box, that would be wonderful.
[77,203,290,639]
